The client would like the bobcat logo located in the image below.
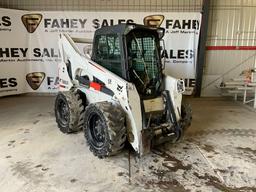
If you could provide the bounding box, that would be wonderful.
[143,15,164,28]
[21,14,42,33]
[117,85,123,92]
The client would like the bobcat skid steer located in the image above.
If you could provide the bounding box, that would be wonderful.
[55,23,192,158]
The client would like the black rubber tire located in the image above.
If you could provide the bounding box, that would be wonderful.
[181,101,192,130]
[84,102,126,158]
[55,91,85,133]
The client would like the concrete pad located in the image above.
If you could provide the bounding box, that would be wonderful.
[0,96,255,192]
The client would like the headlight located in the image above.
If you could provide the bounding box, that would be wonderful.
[177,79,185,93]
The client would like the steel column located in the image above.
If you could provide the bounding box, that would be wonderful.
[195,0,210,97]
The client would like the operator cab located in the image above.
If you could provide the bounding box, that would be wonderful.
[91,24,165,98]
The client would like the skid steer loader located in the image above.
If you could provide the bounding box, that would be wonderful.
[55,23,192,158]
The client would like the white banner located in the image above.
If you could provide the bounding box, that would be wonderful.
[0,8,201,96]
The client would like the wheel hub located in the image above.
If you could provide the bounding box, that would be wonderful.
[58,100,69,125]
[89,114,105,149]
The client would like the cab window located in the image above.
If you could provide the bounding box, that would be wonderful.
[94,34,122,77]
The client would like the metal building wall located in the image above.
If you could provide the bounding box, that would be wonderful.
[0,0,203,12]
[202,0,256,96]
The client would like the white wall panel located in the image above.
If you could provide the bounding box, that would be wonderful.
[203,0,256,96]
[205,51,255,78]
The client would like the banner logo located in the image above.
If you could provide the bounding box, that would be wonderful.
[143,15,164,28]
[26,72,45,90]
[21,14,42,33]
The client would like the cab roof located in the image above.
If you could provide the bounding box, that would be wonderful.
[94,23,163,37]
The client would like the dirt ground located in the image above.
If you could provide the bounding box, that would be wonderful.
[0,95,255,192]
